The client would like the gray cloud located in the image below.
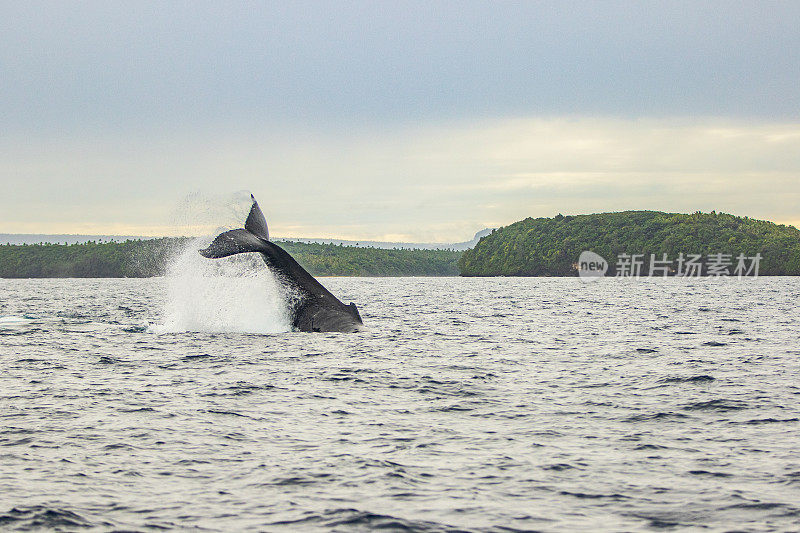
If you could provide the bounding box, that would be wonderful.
[2,0,799,135]
[1,2,798,238]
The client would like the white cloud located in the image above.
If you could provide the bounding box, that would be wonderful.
[1,117,798,240]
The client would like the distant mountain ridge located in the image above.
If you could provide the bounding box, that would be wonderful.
[282,229,493,251]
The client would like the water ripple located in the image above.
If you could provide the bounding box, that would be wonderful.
[0,277,798,531]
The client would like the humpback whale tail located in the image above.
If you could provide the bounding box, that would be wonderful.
[199,195,270,259]
[199,194,365,332]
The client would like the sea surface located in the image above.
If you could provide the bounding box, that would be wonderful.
[1,269,799,531]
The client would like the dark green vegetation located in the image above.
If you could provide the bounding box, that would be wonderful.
[0,239,461,278]
[277,241,460,276]
[459,211,800,276]
[0,239,180,278]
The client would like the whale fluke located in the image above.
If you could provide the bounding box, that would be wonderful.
[199,228,268,259]
[198,195,365,333]
[245,194,269,240]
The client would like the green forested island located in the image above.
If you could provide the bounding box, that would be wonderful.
[459,211,800,276]
[0,239,461,278]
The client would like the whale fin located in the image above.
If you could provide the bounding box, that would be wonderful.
[199,228,268,259]
[245,194,269,241]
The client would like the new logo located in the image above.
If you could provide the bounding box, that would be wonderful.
[578,251,608,282]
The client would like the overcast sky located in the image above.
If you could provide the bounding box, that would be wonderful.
[2,1,799,240]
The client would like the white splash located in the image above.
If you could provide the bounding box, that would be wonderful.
[151,237,292,334]
[0,315,36,326]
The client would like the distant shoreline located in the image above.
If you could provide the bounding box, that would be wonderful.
[5,211,799,278]
[0,230,492,251]
[0,239,462,278]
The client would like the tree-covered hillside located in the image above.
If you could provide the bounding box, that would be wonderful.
[0,239,181,278]
[459,211,800,276]
[0,239,462,278]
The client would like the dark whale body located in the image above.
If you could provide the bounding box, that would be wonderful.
[199,196,364,333]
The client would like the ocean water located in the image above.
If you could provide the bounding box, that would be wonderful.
[1,268,799,531]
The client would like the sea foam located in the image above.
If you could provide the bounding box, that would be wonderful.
[151,237,291,334]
